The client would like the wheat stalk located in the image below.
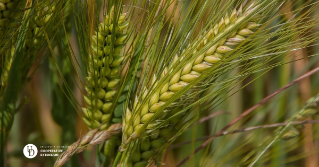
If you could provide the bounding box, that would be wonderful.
[54,123,122,167]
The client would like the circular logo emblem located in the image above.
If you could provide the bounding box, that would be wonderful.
[23,144,38,158]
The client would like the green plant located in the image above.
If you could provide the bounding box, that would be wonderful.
[56,0,319,166]
[0,1,53,134]
[120,5,262,166]
[2,0,319,167]
[0,0,70,164]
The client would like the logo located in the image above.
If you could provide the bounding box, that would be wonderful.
[23,144,38,158]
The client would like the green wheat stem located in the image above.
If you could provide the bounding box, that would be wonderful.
[112,151,123,167]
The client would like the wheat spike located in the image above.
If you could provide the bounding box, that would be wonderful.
[0,2,53,141]
[82,7,128,130]
[1,0,21,84]
[122,5,262,166]
[124,5,260,142]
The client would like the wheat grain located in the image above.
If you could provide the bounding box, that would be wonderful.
[0,0,20,27]
[82,8,128,130]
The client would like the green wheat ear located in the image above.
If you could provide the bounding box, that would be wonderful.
[0,0,26,52]
[1,0,25,85]
[121,4,262,166]
[81,7,128,130]
[21,8,53,77]
[1,1,54,86]
[0,2,53,139]
[123,4,260,144]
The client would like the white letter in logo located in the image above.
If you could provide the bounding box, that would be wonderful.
[23,144,38,158]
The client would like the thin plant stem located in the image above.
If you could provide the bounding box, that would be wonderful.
[169,120,319,149]
[192,110,228,126]
[112,151,123,167]
[156,149,164,167]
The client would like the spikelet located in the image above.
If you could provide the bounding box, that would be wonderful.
[82,8,128,130]
[282,128,300,140]
[123,5,262,166]
[282,94,319,140]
